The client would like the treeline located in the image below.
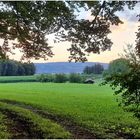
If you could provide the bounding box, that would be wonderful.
[37,73,86,83]
[83,63,104,74]
[0,60,35,76]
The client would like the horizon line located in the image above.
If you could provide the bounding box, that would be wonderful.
[34,61,109,64]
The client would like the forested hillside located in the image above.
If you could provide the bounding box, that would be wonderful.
[35,62,108,74]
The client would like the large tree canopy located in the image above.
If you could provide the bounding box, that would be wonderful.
[0,1,139,61]
[105,58,130,75]
[103,45,140,118]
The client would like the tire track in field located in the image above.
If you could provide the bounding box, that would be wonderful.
[0,109,44,139]
[0,99,96,139]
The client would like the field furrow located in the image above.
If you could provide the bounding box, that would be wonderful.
[0,99,96,139]
[0,109,42,139]
[0,102,71,139]
[0,112,11,139]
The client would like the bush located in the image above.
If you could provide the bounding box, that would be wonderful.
[54,74,67,83]
[69,73,82,83]
[37,74,54,82]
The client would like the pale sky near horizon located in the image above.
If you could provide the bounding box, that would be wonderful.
[1,3,140,63]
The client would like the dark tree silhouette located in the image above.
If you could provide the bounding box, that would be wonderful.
[83,64,104,74]
[0,1,138,61]
[0,60,35,76]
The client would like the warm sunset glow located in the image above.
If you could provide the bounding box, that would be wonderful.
[0,4,139,64]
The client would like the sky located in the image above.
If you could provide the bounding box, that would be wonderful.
[33,3,140,63]
[1,3,140,63]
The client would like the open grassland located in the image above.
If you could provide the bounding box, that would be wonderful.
[0,76,36,83]
[0,82,139,138]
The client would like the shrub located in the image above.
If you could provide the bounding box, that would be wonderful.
[69,73,82,83]
[37,74,54,82]
[54,74,67,83]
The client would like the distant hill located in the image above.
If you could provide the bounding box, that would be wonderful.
[34,62,109,74]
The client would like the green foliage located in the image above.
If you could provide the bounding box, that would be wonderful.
[103,45,140,119]
[83,64,104,74]
[0,59,35,76]
[23,63,36,75]
[0,113,10,139]
[0,82,139,138]
[105,58,130,75]
[37,73,86,83]
[0,1,137,61]
[37,74,54,82]
[136,26,140,57]
[17,62,25,75]
[54,74,67,83]
[0,60,18,76]
[36,73,103,84]
[69,73,82,83]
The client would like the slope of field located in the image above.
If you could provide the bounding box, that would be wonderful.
[34,62,109,74]
[0,82,139,138]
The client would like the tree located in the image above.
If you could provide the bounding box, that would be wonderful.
[92,64,104,74]
[83,66,91,74]
[0,60,18,76]
[69,73,82,83]
[17,62,25,76]
[54,74,67,83]
[136,20,140,57]
[0,59,35,76]
[23,63,36,75]
[104,58,130,75]
[83,64,104,74]
[0,1,138,61]
[4,60,18,76]
[103,45,140,118]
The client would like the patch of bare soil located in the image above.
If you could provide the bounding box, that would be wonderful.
[0,109,44,139]
[0,99,96,139]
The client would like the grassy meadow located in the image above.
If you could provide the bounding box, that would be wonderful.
[0,80,139,138]
[0,75,36,83]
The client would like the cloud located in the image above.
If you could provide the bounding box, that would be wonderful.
[116,3,140,23]
[127,13,139,22]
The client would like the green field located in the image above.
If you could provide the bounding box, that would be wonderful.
[0,82,139,138]
[0,74,102,83]
[0,75,36,83]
